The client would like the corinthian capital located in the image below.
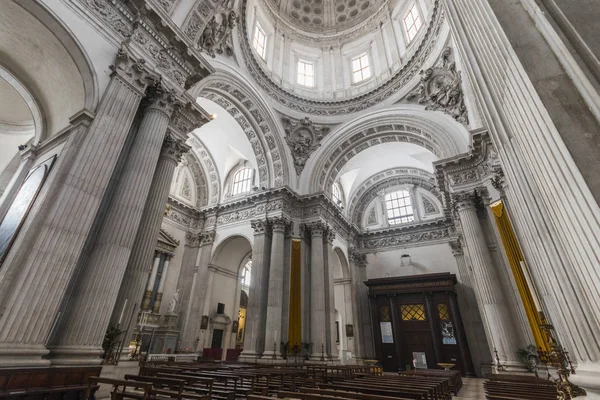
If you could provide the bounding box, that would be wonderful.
[451,191,476,212]
[160,133,190,163]
[348,247,367,267]
[200,230,216,245]
[306,220,327,237]
[448,237,464,256]
[251,219,269,235]
[144,81,182,117]
[185,231,201,247]
[110,43,158,95]
[326,228,336,244]
[269,216,291,233]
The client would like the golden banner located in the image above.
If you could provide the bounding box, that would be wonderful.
[288,239,302,348]
[490,201,549,352]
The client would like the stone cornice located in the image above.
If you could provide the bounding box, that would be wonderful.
[237,0,446,116]
[357,218,455,251]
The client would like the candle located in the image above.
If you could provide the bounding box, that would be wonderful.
[118,299,128,325]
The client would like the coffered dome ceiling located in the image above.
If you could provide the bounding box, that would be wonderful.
[272,0,386,33]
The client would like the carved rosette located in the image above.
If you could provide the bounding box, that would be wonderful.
[185,231,202,247]
[200,230,216,245]
[408,47,468,124]
[160,133,191,163]
[269,216,291,233]
[281,116,330,175]
[251,219,269,235]
[110,44,158,95]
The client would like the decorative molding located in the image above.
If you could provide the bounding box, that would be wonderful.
[110,43,158,94]
[200,230,216,245]
[366,207,378,226]
[359,221,455,250]
[187,137,220,205]
[251,219,270,234]
[157,228,180,254]
[236,0,445,115]
[198,7,238,58]
[160,133,190,163]
[348,247,367,267]
[422,195,439,215]
[185,231,201,247]
[281,116,330,175]
[407,47,468,124]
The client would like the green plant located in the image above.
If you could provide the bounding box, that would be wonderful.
[517,345,539,372]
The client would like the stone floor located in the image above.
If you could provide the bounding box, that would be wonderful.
[455,378,486,399]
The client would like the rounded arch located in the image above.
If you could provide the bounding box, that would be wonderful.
[301,106,469,194]
[211,234,253,274]
[2,1,97,144]
[333,247,350,280]
[190,69,292,189]
[187,136,221,205]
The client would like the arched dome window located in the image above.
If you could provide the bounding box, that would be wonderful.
[384,189,414,225]
[241,260,252,287]
[232,167,253,196]
[403,3,423,42]
[332,183,344,208]
[253,22,267,59]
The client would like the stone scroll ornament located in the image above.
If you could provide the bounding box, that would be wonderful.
[282,116,330,175]
[408,47,469,124]
[199,8,239,58]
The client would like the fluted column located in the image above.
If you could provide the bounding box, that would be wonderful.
[143,254,161,310]
[307,221,327,360]
[240,219,270,360]
[48,81,183,365]
[180,230,215,351]
[349,249,372,359]
[0,46,156,367]
[176,233,201,334]
[262,217,289,357]
[200,265,217,349]
[325,228,337,359]
[453,192,521,364]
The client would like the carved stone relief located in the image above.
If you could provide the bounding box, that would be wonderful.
[281,116,330,175]
[407,47,469,124]
[422,195,439,214]
[366,207,378,226]
[199,8,238,58]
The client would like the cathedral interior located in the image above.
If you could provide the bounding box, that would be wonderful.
[0,0,600,399]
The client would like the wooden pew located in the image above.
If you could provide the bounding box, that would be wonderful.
[299,387,413,400]
[484,374,559,400]
[86,377,153,400]
[123,374,209,400]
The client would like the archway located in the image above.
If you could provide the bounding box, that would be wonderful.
[332,247,354,362]
[205,235,252,360]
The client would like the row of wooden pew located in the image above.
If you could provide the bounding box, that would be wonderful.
[87,361,462,400]
[484,374,561,400]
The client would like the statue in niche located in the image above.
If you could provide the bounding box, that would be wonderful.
[199,8,238,58]
[282,116,330,175]
[408,47,469,124]
[167,289,180,314]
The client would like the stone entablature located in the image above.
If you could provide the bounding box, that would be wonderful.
[357,219,455,251]
[68,0,214,93]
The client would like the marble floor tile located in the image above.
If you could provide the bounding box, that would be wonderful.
[455,377,486,399]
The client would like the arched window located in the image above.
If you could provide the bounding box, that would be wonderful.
[332,183,343,207]
[232,167,253,195]
[241,260,252,286]
[384,190,414,225]
[403,3,423,43]
[253,22,267,59]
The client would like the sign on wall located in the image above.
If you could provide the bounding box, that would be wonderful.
[380,321,394,343]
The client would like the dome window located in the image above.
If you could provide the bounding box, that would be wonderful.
[297,60,315,87]
[253,22,267,59]
[403,3,423,42]
[384,190,414,225]
[351,53,371,83]
[232,167,253,195]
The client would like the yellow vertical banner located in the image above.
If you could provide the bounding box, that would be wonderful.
[288,239,302,348]
[490,201,549,352]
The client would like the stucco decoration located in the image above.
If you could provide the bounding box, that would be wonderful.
[281,116,330,175]
[408,47,468,124]
[366,207,377,226]
[199,7,238,58]
[422,195,438,214]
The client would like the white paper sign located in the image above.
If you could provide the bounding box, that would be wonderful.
[380,322,394,343]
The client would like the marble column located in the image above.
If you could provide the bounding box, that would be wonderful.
[308,221,327,360]
[48,81,180,365]
[142,254,161,310]
[152,256,171,313]
[180,230,215,352]
[280,227,292,343]
[262,217,289,358]
[350,249,373,359]
[240,219,270,360]
[110,131,190,339]
[176,232,202,334]
[453,191,521,365]
[200,265,217,349]
[0,47,156,367]
[325,228,337,360]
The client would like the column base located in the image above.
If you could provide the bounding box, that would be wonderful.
[0,343,50,367]
[48,345,104,365]
[261,350,282,359]
[569,362,600,399]
[238,350,262,363]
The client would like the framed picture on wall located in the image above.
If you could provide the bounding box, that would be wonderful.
[232,320,239,333]
[201,315,209,330]
[345,324,354,337]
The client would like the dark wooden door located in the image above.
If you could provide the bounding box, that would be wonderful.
[211,329,224,349]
